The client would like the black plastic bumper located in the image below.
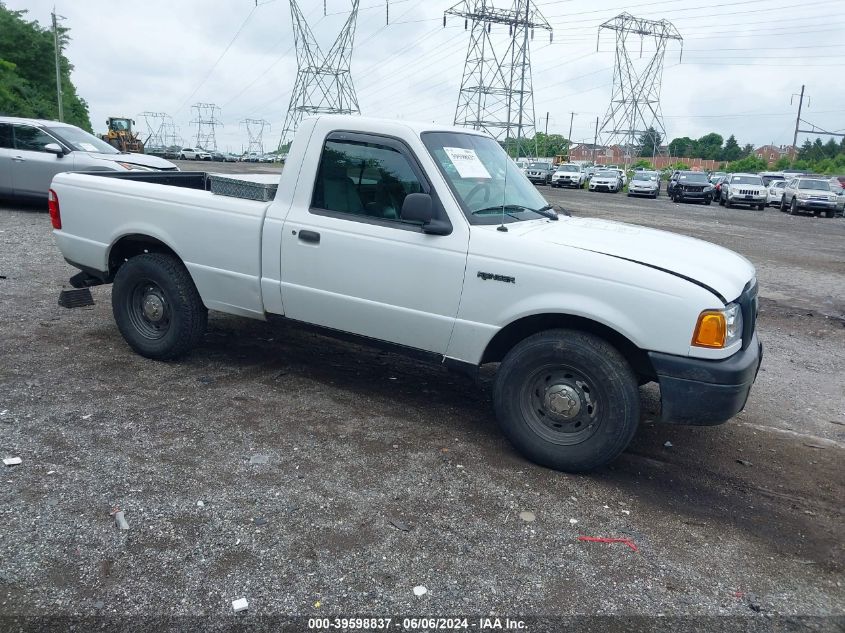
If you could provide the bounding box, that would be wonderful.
[648,333,762,425]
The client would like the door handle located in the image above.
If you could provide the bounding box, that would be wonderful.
[298,230,320,244]
[11,156,25,162]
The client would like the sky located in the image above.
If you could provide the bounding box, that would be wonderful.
[8,0,845,153]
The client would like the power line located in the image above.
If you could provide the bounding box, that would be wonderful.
[175,6,257,114]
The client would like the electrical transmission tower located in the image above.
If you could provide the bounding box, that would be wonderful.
[242,119,271,155]
[191,103,223,151]
[278,0,360,150]
[139,112,173,152]
[445,0,552,158]
[597,13,682,163]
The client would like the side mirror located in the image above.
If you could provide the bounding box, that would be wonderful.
[400,193,450,235]
[401,193,433,224]
[44,143,65,156]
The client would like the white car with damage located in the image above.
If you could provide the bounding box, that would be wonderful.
[48,115,762,473]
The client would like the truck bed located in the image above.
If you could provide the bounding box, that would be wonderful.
[88,171,280,202]
[51,170,279,319]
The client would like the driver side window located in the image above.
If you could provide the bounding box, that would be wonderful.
[13,125,55,152]
[311,138,423,222]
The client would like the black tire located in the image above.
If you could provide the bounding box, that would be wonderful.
[757,204,765,211]
[705,198,712,205]
[725,197,732,209]
[112,253,207,360]
[780,196,787,212]
[789,198,798,215]
[492,329,640,472]
[719,193,725,206]
[826,210,835,218]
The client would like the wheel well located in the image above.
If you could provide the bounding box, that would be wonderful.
[481,313,655,382]
[108,234,180,279]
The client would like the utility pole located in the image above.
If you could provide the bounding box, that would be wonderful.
[592,116,598,164]
[51,11,64,122]
[566,111,576,159]
[545,112,549,135]
[791,85,806,151]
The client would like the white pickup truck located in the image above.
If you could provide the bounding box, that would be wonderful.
[49,115,762,472]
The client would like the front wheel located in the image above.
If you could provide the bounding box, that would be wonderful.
[789,198,798,215]
[112,253,208,360]
[492,330,640,472]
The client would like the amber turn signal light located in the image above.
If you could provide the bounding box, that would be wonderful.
[692,311,726,348]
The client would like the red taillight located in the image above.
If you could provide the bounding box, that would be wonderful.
[48,189,61,229]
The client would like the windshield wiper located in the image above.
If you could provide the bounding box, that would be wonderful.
[473,204,558,221]
[534,204,561,220]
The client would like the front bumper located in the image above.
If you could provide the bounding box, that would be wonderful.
[796,199,836,211]
[552,177,581,188]
[629,186,658,196]
[590,183,617,191]
[728,194,765,205]
[677,189,711,199]
[648,332,762,425]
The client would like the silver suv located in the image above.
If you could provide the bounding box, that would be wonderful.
[0,116,177,202]
[780,177,839,217]
[719,173,766,210]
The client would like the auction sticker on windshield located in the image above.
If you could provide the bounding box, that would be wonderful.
[443,147,491,179]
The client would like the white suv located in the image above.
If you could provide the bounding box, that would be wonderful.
[551,164,586,188]
[719,173,766,210]
[178,148,211,161]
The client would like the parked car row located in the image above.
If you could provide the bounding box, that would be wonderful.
[175,148,283,163]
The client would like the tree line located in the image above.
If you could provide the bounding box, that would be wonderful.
[0,5,91,131]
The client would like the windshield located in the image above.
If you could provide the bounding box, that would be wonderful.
[594,171,615,178]
[633,173,656,181]
[422,132,551,224]
[556,165,578,172]
[730,175,762,185]
[679,172,709,182]
[47,125,119,154]
[528,162,550,170]
[798,179,831,191]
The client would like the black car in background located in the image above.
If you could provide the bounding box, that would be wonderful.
[667,170,714,204]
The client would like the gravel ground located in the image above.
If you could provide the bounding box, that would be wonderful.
[0,171,843,631]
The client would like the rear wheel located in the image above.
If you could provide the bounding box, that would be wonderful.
[780,196,787,212]
[112,253,207,360]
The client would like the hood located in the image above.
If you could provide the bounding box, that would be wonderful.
[85,152,177,170]
[591,177,617,183]
[503,217,754,301]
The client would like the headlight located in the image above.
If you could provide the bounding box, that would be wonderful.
[797,192,809,200]
[117,162,153,171]
[704,184,713,191]
[692,303,743,349]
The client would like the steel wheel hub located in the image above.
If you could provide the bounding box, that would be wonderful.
[142,292,165,322]
[544,384,581,419]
